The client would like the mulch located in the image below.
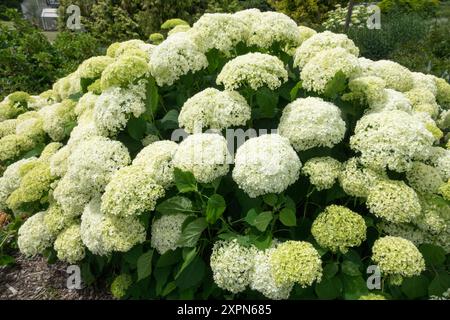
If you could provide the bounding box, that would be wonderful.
[0,253,112,300]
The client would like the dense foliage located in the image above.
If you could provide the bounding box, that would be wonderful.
[0,9,104,101]
[1,9,450,300]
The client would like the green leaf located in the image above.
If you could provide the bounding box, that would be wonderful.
[161,281,177,297]
[80,77,95,93]
[154,266,171,296]
[341,274,369,300]
[123,245,143,267]
[251,232,272,250]
[144,77,159,121]
[262,194,278,207]
[156,196,193,215]
[341,260,361,276]
[177,217,207,247]
[137,250,154,281]
[401,275,429,299]
[127,116,147,141]
[289,81,302,101]
[156,249,182,268]
[315,277,342,299]
[419,243,446,266]
[206,194,226,224]
[0,255,15,266]
[160,109,179,130]
[245,208,258,225]
[80,262,95,286]
[323,262,339,279]
[22,143,45,159]
[175,247,197,279]
[255,87,279,118]
[175,256,206,290]
[323,70,348,99]
[253,211,273,232]
[174,168,197,193]
[428,272,450,296]
[279,207,297,227]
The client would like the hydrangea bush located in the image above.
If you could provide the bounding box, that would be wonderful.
[0,9,449,300]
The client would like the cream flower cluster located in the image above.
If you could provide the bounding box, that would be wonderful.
[53,136,130,217]
[54,224,85,263]
[216,52,288,90]
[301,47,360,94]
[100,55,150,90]
[172,133,230,183]
[302,157,342,191]
[189,13,249,53]
[294,31,359,68]
[210,239,257,294]
[232,134,301,197]
[366,179,422,223]
[80,198,146,255]
[150,214,192,254]
[406,162,444,194]
[77,56,114,79]
[101,165,165,217]
[178,88,251,133]
[371,236,425,285]
[311,205,367,253]
[18,211,54,257]
[132,140,179,187]
[150,33,208,86]
[366,60,414,92]
[93,80,146,136]
[350,110,434,172]
[278,97,346,151]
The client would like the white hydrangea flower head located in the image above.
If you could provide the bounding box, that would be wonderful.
[173,133,230,183]
[433,76,450,108]
[430,147,450,181]
[189,13,249,53]
[49,145,71,177]
[53,136,130,217]
[0,119,18,139]
[100,55,150,90]
[52,72,81,101]
[301,47,360,94]
[367,60,414,92]
[338,157,386,198]
[311,205,367,253]
[250,247,293,300]
[298,26,317,44]
[43,203,74,236]
[75,92,99,119]
[150,33,208,86]
[77,56,114,79]
[66,120,100,148]
[367,89,412,113]
[405,87,439,118]
[302,157,342,191]
[80,198,146,255]
[54,224,86,264]
[178,88,251,133]
[378,222,426,247]
[0,157,37,210]
[233,9,262,28]
[350,110,434,172]
[366,179,422,224]
[210,239,257,293]
[94,80,146,137]
[232,134,301,198]
[216,52,288,91]
[270,241,322,287]
[150,213,192,254]
[133,140,178,187]
[406,162,444,194]
[38,99,77,141]
[343,76,386,106]
[244,11,300,49]
[372,236,425,285]
[293,31,359,68]
[278,97,346,151]
[18,211,54,256]
[101,165,165,217]
[411,72,438,95]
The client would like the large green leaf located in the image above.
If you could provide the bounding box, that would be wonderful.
[428,272,450,296]
[176,247,197,279]
[279,207,297,227]
[160,109,179,130]
[156,196,194,215]
[323,262,339,280]
[177,217,207,247]
[137,250,154,281]
[156,249,182,268]
[262,194,278,207]
[419,243,446,266]
[323,70,347,99]
[206,194,226,224]
[127,116,147,141]
[174,168,197,193]
[401,275,429,299]
[341,274,369,300]
[175,256,206,290]
[255,87,279,118]
[253,211,273,232]
[315,277,342,300]
[341,260,361,276]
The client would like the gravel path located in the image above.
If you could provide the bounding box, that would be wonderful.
[0,253,112,300]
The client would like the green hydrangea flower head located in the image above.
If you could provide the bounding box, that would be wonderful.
[110,274,132,299]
